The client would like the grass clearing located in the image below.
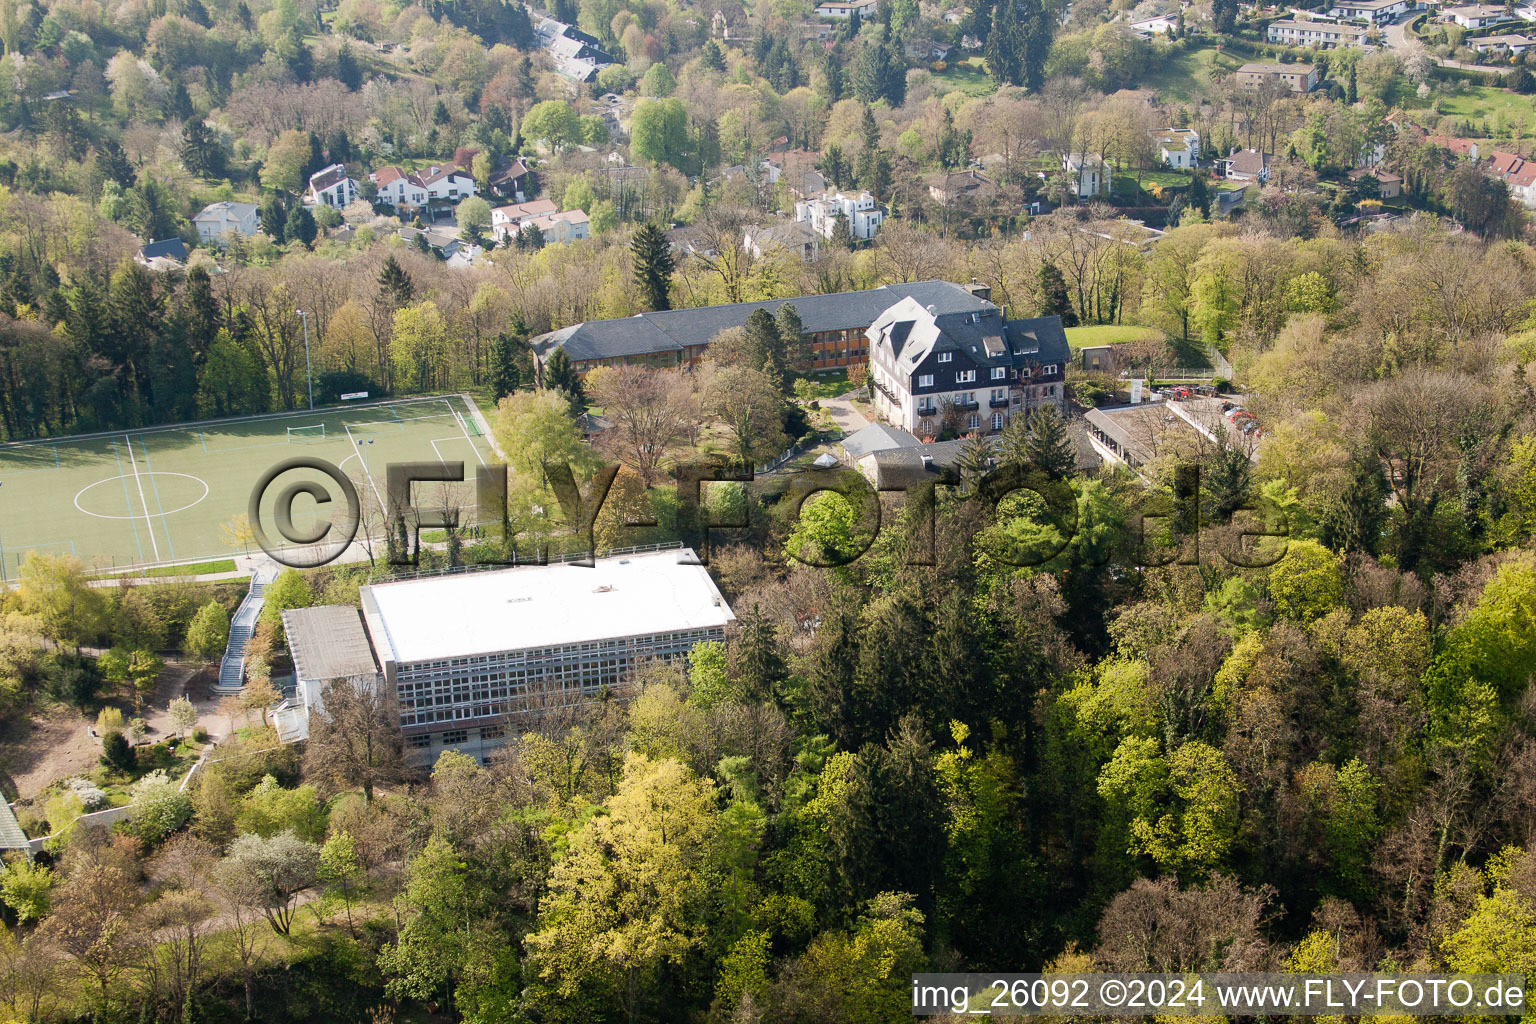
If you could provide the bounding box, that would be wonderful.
[932,56,996,97]
[1066,325,1166,352]
[105,558,238,579]
[1137,45,1241,104]
[1433,85,1536,138]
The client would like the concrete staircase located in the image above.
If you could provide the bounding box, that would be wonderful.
[214,566,276,694]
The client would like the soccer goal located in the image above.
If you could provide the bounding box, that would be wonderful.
[287,424,326,442]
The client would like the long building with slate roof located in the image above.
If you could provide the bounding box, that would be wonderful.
[530,279,997,376]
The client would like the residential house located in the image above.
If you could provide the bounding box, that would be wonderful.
[192,201,260,244]
[840,422,922,465]
[794,190,886,241]
[532,10,616,80]
[308,163,360,208]
[926,168,999,204]
[1130,12,1180,35]
[531,280,997,376]
[762,152,827,197]
[815,0,879,17]
[486,158,530,202]
[1267,18,1369,46]
[1471,32,1536,53]
[523,209,590,245]
[1426,134,1482,159]
[865,295,1070,438]
[372,167,430,208]
[418,165,476,203]
[904,38,954,62]
[1348,166,1403,197]
[857,439,968,488]
[1482,149,1536,207]
[492,199,589,245]
[743,221,823,261]
[1220,149,1273,183]
[1151,128,1201,169]
[1234,62,1318,92]
[1325,0,1408,23]
[134,238,188,271]
[1443,3,1514,27]
[1062,152,1108,198]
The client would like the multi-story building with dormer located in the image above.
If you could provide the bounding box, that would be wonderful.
[865,293,1070,438]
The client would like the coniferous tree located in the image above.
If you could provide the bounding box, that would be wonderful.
[1187,170,1211,218]
[1023,405,1076,480]
[377,255,414,306]
[286,205,317,249]
[259,195,287,241]
[543,346,584,406]
[1038,261,1078,326]
[743,308,784,371]
[335,42,361,90]
[630,222,676,311]
[94,138,135,188]
[516,222,546,250]
[775,303,810,371]
[180,118,226,179]
[985,0,1052,90]
[489,332,523,400]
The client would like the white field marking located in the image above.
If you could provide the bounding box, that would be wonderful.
[343,421,388,513]
[73,472,209,520]
[122,436,160,561]
[450,400,488,467]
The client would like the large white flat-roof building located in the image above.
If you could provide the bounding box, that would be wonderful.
[349,547,734,763]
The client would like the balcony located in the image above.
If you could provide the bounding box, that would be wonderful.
[916,405,938,418]
[989,396,1010,408]
[953,399,980,412]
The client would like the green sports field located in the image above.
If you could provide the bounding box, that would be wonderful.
[0,395,498,579]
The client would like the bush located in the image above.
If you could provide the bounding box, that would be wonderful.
[100,731,136,774]
[96,707,124,734]
[126,769,193,844]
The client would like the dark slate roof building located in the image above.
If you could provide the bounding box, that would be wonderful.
[867,295,1071,437]
[135,237,189,267]
[532,280,997,375]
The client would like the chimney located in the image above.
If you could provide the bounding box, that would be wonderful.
[964,278,992,302]
[926,304,937,316]
[920,454,934,468]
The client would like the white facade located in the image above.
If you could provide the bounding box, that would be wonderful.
[1152,128,1201,169]
[1444,3,1513,27]
[1063,153,1107,198]
[1326,0,1407,23]
[420,165,477,202]
[492,199,591,245]
[308,164,360,208]
[794,190,886,241]
[815,0,878,17]
[1267,18,1369,46]
[192,201,260,243]
[359,549,734,765]
[1131,13,1179,35]
[372,168,429,207]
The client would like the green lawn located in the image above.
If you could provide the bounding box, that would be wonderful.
[1137,45,1242,104]
[0,395,495,578]
[1433,85,1536,139]
[932,56,996,98]
[104,558,238,579]
[1066,325,1166,352]
[793,369,850,401]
